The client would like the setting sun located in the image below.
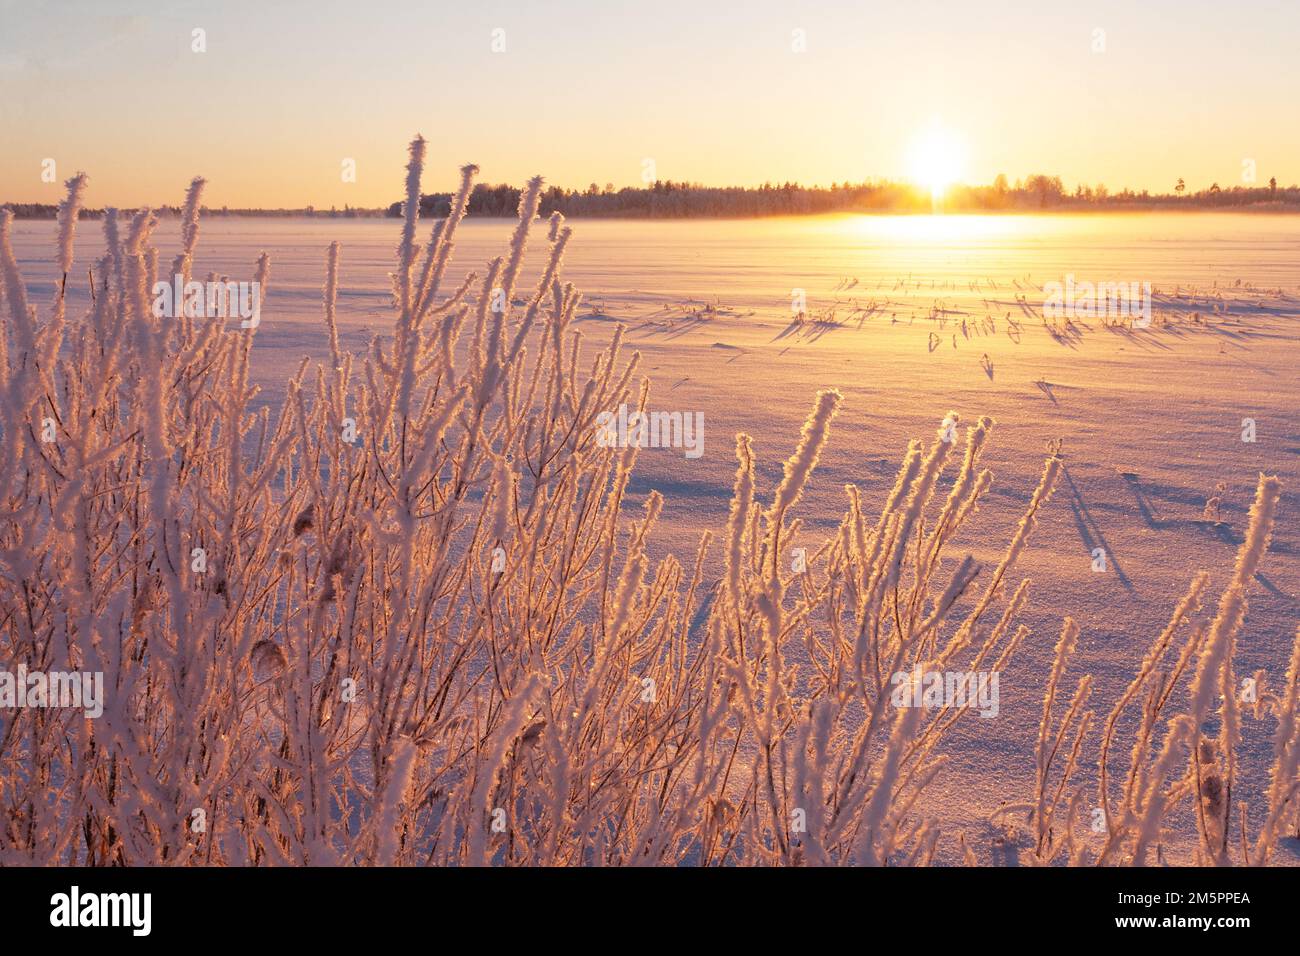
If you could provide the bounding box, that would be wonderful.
[908,122,968,202]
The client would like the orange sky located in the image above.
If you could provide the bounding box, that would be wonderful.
[2,0,1297,208]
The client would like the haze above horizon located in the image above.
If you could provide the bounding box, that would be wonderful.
[2,0,1297,207]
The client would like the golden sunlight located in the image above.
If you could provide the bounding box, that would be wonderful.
[907,121,967,202]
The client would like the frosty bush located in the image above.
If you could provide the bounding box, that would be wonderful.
[0,139,1293,866]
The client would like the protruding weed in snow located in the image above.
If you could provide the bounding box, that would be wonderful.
[1202,481,1227,523]
[54,172,88,277]
[938,410,958,443]
[1042,274,1152,328]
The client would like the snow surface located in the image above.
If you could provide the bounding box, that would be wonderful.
[13,212,1298,863]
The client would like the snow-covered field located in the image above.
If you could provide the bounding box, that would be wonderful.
[9,211,1298,863]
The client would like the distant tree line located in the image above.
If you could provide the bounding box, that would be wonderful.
[396,174,1300,218]
[2,203,389,220]
[8,176,1298,220]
